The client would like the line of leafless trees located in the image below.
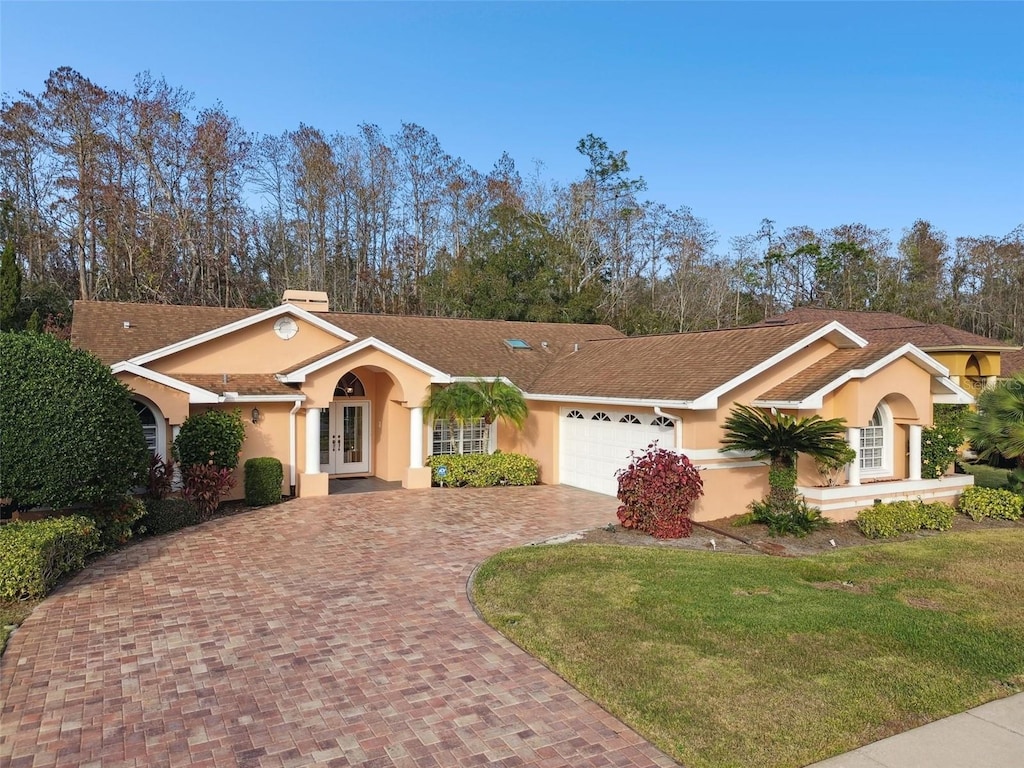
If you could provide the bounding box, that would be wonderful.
[2,67,1022,342]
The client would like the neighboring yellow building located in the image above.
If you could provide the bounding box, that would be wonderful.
[72,293,976,521]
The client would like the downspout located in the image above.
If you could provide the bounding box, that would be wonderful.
[289,399,302,494]
[653,406,683,451]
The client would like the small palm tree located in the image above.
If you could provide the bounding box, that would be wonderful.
[471,378,528,452]
[964,374,1024,468]
[720,404,849,514]
[423,379,528,454]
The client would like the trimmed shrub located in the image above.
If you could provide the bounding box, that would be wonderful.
[426,452,540,487]
[181,464,236,521]
[0,332,148,509]
[856,499,956,539]
[244,457,283,506]
[86,495,147,551]
[921,405,967,479]
[0,515,100,601]
[615,443,704,539]
[173,409,246,470]
[139,498,200,536]
[958,486,1024,522]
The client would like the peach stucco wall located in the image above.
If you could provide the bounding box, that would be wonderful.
[151,316,345,375]
[500,401,561,485]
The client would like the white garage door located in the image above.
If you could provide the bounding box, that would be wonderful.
[559,407,675,497]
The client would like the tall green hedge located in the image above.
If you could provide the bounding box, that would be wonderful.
[0,332,148,509]
[0,515,100,600]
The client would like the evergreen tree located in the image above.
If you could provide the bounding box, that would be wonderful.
[0,201,21,331]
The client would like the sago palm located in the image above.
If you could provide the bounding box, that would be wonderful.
[720,404,849,514]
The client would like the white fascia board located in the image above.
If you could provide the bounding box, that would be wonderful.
[110,362,221,403]
[690,321,868,410]
[751,344,951,411]
[933,376,975,405]
[221,393,307,403]
[523,392,697,409]
[279,336,449,383]
[127,304,357,366]
[751,399,824,410]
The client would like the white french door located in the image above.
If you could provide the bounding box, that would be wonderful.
[320,401,371,474]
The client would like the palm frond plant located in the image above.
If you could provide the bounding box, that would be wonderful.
[964,374,1024,470]
[720,404,849,529]
[422,379,529,454]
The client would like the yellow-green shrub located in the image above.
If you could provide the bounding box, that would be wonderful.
[0,515,100,600]
[856,500,955,539]
[959,486,1023,521]
[426,453,539,487]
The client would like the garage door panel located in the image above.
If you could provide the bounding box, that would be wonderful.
[559,408,674,497]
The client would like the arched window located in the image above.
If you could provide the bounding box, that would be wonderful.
[860,404,891,476]
[592,412,611,422]
[620,414,641,424]
[652,416,674,428]
[566,410,584,419]
[132,399,165,459]
[334,372,365,397]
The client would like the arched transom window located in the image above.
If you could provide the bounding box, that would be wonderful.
[335,372,365,398]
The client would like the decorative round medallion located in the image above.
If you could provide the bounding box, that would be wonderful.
[274,316,299,340]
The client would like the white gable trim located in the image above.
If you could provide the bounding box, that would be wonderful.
[751,344,952,410]
[111,362,221,403]
[127,304,357,366]
[689,321,868,410]
[278,336,451,383]
[933,376,976,405]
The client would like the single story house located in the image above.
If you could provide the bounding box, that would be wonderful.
[71,292,976,521]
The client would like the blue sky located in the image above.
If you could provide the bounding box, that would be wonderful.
[2,1,1021,247]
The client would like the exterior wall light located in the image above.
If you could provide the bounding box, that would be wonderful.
[251,407,261,424]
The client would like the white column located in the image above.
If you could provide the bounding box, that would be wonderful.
[985,375,997,390]
[909,424,923,481]
[846,427,861,486]
[409,406,424,468]
[305,407,321,474]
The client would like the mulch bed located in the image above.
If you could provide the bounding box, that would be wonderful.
[573,514,1024,557]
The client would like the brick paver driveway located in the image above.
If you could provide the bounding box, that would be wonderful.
[1,487,678,767]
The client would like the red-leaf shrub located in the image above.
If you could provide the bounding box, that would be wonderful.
[615,442,704,539]
[181,463,236,521]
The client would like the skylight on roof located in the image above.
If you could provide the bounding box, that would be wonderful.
[504,338,532,350]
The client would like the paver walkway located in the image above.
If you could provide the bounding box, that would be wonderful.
[0,487,678,768]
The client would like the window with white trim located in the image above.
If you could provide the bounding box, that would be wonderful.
[652,416,674,428]
[431,418,489,455]
[592,412,611,421]
[859,405,889,475]
[133,400,160,458]
[620,414,641,424]
[566,410,584,419]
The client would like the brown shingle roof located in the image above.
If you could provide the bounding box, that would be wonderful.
[1001,348,1024,378]
[175,374,299,397]
[71,301,624,389]
[756,345,905,402]
[72,301,260,365]
[528,323,826,401]
[757,308,1016,350]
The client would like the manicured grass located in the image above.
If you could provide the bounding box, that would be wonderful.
[960,463,1011,489]
[473,533,1024,768]
[0,600,36,655]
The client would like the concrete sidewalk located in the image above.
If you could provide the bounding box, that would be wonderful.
[807,692,1024,767]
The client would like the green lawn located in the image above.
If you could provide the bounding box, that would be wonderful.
[960,463,1011,489]
[473,532,1024,768]
[0,600,36,655]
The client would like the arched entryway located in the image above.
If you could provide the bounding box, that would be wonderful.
[320,372,371,475]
